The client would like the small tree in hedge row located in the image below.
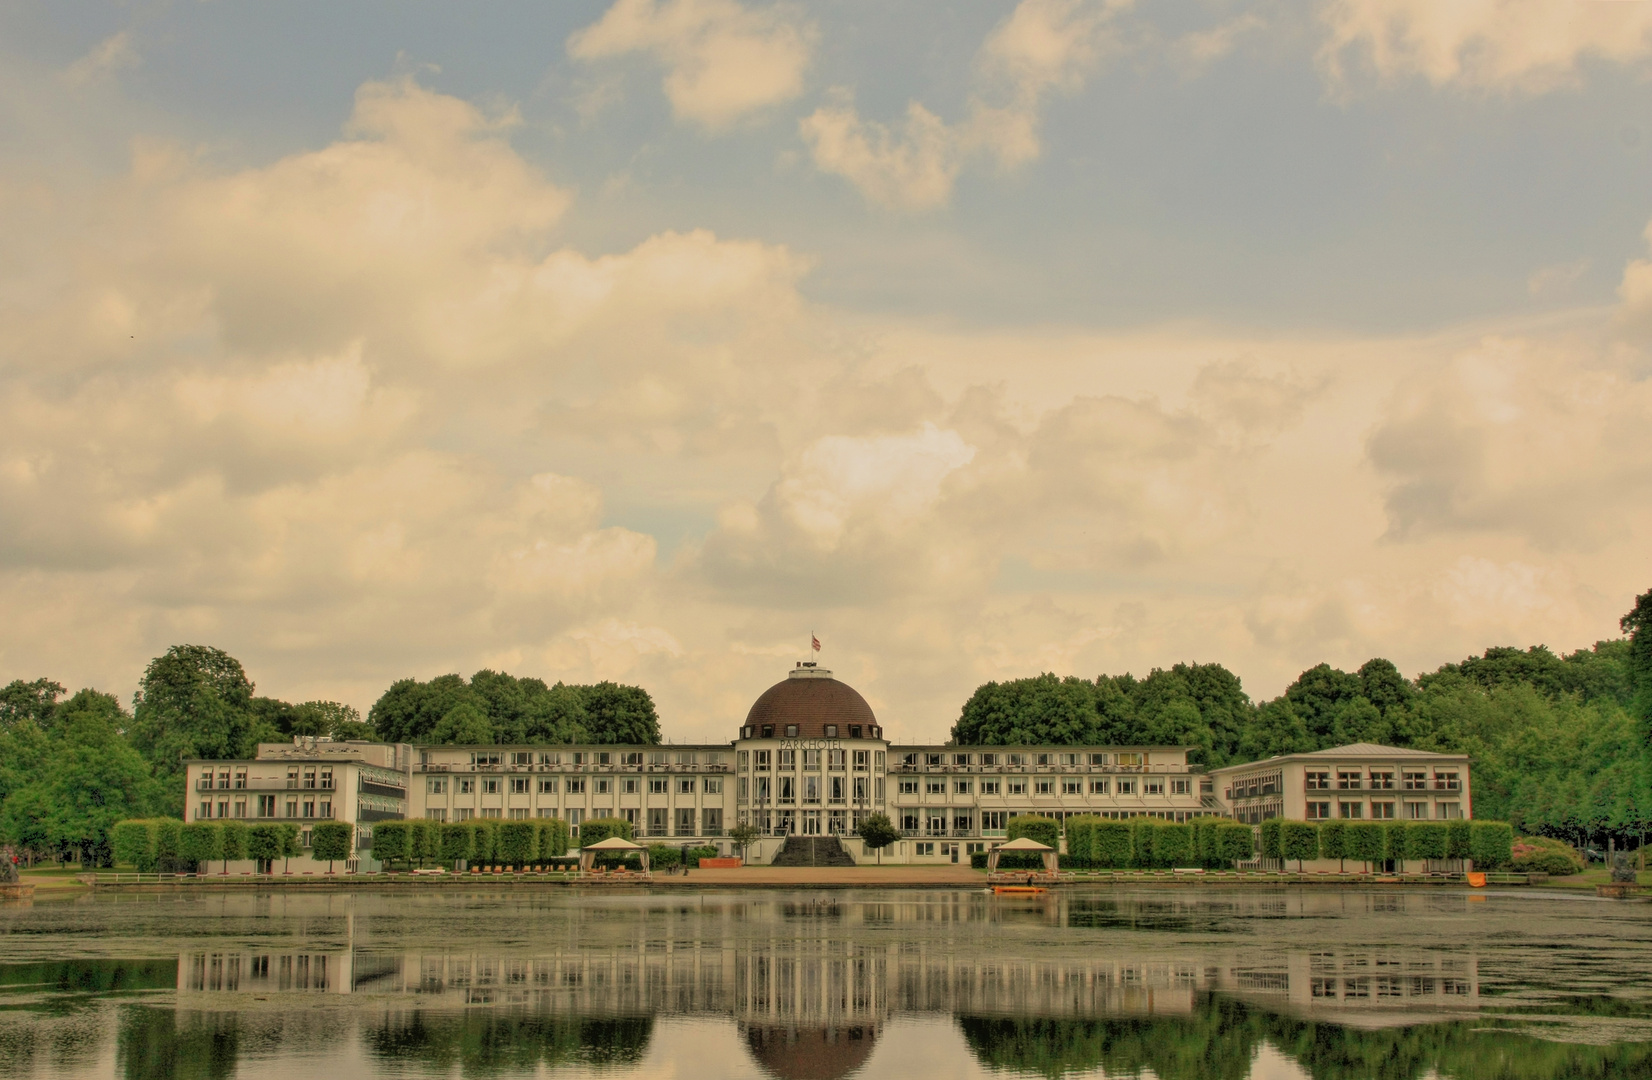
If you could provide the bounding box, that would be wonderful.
[179,822,222,872]
[1470,821,1513,869]
[369,821,406,869]
[856,813,898,864]
[247,824,283,871]
[1214,822,1255,867]
[1446,820,1473,861]
[1281,822,1320,872]
[1344,822,1385,873]
[1258,818,1284,863]
[439,823,475,867]
[277,823,301,873]
[1092,822,1133,868]
[1130,819,1158,868]
[220,820,247,873]
[155,819,185,873]
[538,818,571,859]
[1155,823,1195,867]
[473,820,498,866]
[311,821,353,872]
[111,820,157,873]
[580,817,633,847]
[730,822,762,863]
[1410,822,1448,860]
[1006,815,1059,850]
[1384,822,1411,867]
[1319,820,1348,872]
[498,821,537,867]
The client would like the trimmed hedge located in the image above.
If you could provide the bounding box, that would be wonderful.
[1469,821,1513,869]
[1214,822,1254,864]
[1006,815,1059,850]
[1281,822,1319,869]
[1259,818,1284,861]
[579,817,633,848]
[311,821,353,866]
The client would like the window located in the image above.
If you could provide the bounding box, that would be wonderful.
[511,777,529,794]
[285,799,298,818]
[1088,753,1108,766]
[779,750,796,770]
[1405,801,1428,820]
[471,752,502,766]
[455,808,474,822]
[234,800,246,818]
[1372,802,1395,819]
[1008,753,1026,766]
[1434,772,1461,791]
[539,752,561,765]
[509,808,529,820]
[849,725,863,738]
[854,750,869,770]
[1403,771,1427,790]
[830,776,846,802]
[1089,779,1109,795]
[302,799,316,818]
[824,725,838,738]
[829,749,846,769]
[596,752,612,766]
[1008,780,1027,795]
[595,779,611,794]
[1336,771,1362,790]
[572,753,586,765]
[622,752,643,766]
[1035,780,1054,795]
[1369,770,1395,790]
[703,808,723,834]
[1306,771,1331,790]
[786,725,799,737]
[899,779,918,794]
[779,776,795,804]
[704,778,722,794]
[675,778,694,795]
[1116,779,1136,795]
[482,779,500,795]
[955,780,972,795]
[566,779,586,794]
[675,752,696,766]
[954,753,971,766]
[623,778,639,794]
[1144,779,1164,795]
[804,776,821,804]
[982,780,1000,795]
[901,812,921,831]
[1339,801,1363,819]
[755,750,770,769]
[198,801,211,821]
[738,778,749,800]
[510,752,533,766]
[1307,801,1332,820]
[1036,753,1052,766]
[233,769,247,790]
[1116,753,1144,766]
[980,753,998,767]
[428,778,447,794]
[853,776,867,801]
[1437,802,1462,819]
[926,779,945,795]
[916,842,935,856]
[459,778,474,794]
[1171,778,1191,795]
[676,808,697,835]
[803,749,821,770]
[538,779,556,794]
[738,750,749,768]
[927,754,943,767]
[1062,780,1081,795]
[481,808,502,819]
[1060,753,1078,766]
[761,725,773,738]
[427,809,447,822]
[756,777,771,802]
[982,811,1006,831]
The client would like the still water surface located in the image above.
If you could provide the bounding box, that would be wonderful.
[3,887,1652,1079]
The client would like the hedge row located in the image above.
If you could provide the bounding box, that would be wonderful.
[988,816,1257,870]
[1258,818,1513,869]
[109,818,304,872]
[370,817,574,869]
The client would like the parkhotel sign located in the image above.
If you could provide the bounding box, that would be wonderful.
[778,738,844,751]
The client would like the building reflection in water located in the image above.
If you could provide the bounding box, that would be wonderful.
[173,891,1487,1078]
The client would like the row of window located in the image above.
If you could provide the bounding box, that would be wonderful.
[428,776,723,797]
[1304,801,1464,820]
[900,751,1148,768]
[425,806,725,836]
[740,749,880,771]
[1304,770,1461,791]
[195,767,335,790]
[460,750,729,767]
[195,796,332,820]
[739,723,881,739]
[742,776,879,803]
[895,777,1193,797]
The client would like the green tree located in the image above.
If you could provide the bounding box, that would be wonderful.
[579,683,661,744]
[1280,822,1320,872]
[276,822,301,873]
[579,817,633,846]
[246,824,282,870]
[953,674,1101,745]
[0,678,65,732]
[1214,822,1255,867]
[1006,815,1059,849]
[178,822,222,871]
[220,819,247,873]
[431,703,495,745]
[439,822,475,867]
[130,646,257,787]
[1259,818,1284,861]
[1319,820,1348,871]
[729,822,762,863]
[1093,821,1135,868]
[855,813,898,864]
[1470,821,1513,870]
[310,821,353,872]
[1154,823,1194,867]
[1410,821,1448,860]
[1383,821,1411,866]
[111,820,157,872]
[497,821,537,867]
[290,701,375,741]
[1623,588,1652,742]
[1344,822,1385,873]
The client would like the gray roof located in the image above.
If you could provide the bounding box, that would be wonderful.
[1212,742,1468,773]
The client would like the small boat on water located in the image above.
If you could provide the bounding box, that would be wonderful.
[992,885,1046,895]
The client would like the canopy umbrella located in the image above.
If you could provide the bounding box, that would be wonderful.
[987,835,1058,875]
[579,835,650,875]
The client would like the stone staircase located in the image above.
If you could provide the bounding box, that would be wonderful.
[769,836,856,868]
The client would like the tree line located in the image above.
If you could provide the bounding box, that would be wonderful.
[0,645,658,866]
[952,589,1652,849]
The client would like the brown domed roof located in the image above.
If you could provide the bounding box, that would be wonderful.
[742,667,880,739]
[743,1024,878,1080]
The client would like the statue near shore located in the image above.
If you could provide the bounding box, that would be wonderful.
[1611,853,1638,884]
[0,848,19,885]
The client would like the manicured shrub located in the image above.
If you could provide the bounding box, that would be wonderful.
[111,820,157,872]
[991,851,1046,870]
[1092,822,1134,868]
[439,822,474,865]
[686,845,719,863]
[276,823,302,872]
[1130,819,1158,868]
[1281,822,1320,871]
[220,820,248,871]
[1319,820,1348,870]
[1344,822,1386,871]
[1470,822,1514,870]
[369,821,408,867]
[536,817,571,858]
[1190,818,1218,868]
[580,817,633,847]
[1409,821,1448,860]
[179,822,222,870]
[310,821,353,870]
[1259,818,1284,862]
[1383,821,1411,864]
[1509,835,1584,876]
[1155,823,1195,867]
[646,843,681,869]
[1446,819,1473,860]
[1215,823,1255,866]
[155,819,186,873]
[1006,815,1059,850]
[247,824,283,870]
[497,821,538,867]
[472,819,498,864]
[1063,816,1102,864]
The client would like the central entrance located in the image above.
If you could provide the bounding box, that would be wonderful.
[804,811,821,835]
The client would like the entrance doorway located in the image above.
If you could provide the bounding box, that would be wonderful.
[804,811,821,835]
[941,842,959,863]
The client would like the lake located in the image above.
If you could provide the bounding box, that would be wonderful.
[3,887,1651,1079]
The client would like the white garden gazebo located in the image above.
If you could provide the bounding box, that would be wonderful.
[986,836,1058,876]
[579,836,650,876]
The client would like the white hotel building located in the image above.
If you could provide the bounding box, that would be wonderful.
[182,664,1473,868]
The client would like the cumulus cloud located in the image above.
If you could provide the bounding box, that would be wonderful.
[1319,0,1652,94]
[568,0,816,130]
[801,0,1129,210]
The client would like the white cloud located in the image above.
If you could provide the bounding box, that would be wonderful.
[1319,0,1652,94]
[63,31,139,87]
[568,0,816,130]
[800,0,1129,210]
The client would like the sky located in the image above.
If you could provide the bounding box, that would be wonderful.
[2,0,1651,744]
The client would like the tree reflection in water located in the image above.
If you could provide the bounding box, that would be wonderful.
[366,1012,652,1074]
[959,999,1652,1080]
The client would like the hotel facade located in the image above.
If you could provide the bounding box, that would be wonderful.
[182,664,1474,869]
